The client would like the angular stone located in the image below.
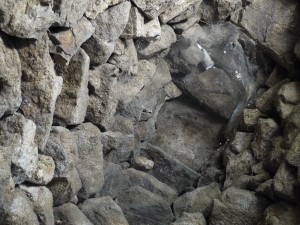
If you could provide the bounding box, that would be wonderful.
[257,202,300,225]
[85,0,126,19]
[49,17,95,65]
[286,133,300,181]
[71,123,104,199]
[242,108,265,129]
[255,179,278,202]
[0,0,55,38]
[80,196,129,225]
[140,143,200,193]
[251,118,280,161]
[230,132,254,154]
[137,25,176,59]
[283,104,300,148]
[116,186,174,225]
[171,15,200,33]
[159,0,202,23]
[20,185,54,225]
[54,203,93,225]
[164,82,182,100]
[210,187,270,225]
[169,0,201,23]
[86,64,119,130]
[171,212,207,225]
[0,31,21,118]
[54,48,89,126]
[15,34,63,151]
[30,154,55,185]
[276,82,300,120]
[217,0,242,20]
[173,183,221,218]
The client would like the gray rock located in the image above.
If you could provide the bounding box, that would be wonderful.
[0,0,55,38]
[71,123,104,199]
[171,15,200,33]
[210,187,270,225]
[171,212,207,225]
[30,154,55,185]
[173,183,221,218]
[283,104,300,148]
[137,24,176,59]
[54,48,89,126]
[257,202,300,225]
[140,143,200,193]
[131,156,154,171]
[150,99,225,171]
[265,65,287,88]
[229,132,254,154]
[85,0,126,19]
[15,34,63,151]
[20,185,54,225]
[217,0,242,20]
[286,132,300,181]
[44,126,82,206]
[169,0,201,23]
[80,196,129,225]
[159,0,201,23]
[116,186,174,225]
[198,0,218,23]
[276,82,300,120]
[255,179,278,202]
[49,17,95,65]
[4,189,39,225]
[241,108,265,130]
[294,39,300,61]
[251,118,280,161]
[0,31,21,118]
[54,203,93,225]
[164,82,182,100]
[86,64,119,130]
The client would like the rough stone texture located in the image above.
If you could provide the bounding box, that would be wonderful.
[276,82,300,120]
[16,34,63,151]
[30,154,55,185]
[20,185,54,225]
[283,104,300,148]
[80,196,129,225]
[286,132,300,181]
[71,123,104,199]
[173,183,221,218]
[217,0,242,20]
[86,64,119,130]
[116,186,174,225]
[295,39,300,61]
[140,143,200,193]
[164,82,182,100]
[171,212,207,225]
[241,108,265,129]
[229,132,253,154]
[85,0,125,19]
[44,126,81,206]
[150,99,225,171]
[0,0,55,38]
[49,17,95,65]
[171,15,200,33]
[210,187,270,225]
[137,24,176,59]
[255,179,278,202]
[265,65,287,88]
[54,203,93,225]
[257,202,300,225]
[54,48,89,126]
[0,31,21,118]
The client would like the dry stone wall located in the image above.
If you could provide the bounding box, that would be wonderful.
[0,0,300,224]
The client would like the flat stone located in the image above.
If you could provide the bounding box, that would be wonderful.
[54,48,89,126]
[170,0,201,23]
[171,15,200,33]
[116,186,174,225]
[0,31,21,118]
[85,0,126,19]
[171,212,207,225]
[80,196,129,225]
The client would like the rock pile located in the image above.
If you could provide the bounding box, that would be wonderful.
[0,0,299,224]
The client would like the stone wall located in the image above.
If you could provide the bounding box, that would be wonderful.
[0,0,300,224]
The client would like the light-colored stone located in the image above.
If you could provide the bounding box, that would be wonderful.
[164,82,182,100]
[242,108,265,129]
[85,0,126,19]
[171,212,207,225]
[30,154,55,185]
[171,15,200,33]
[217,0,242,20]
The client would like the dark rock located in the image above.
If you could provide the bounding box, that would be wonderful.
[286,132,300,182]
[265,65,287,88]
[283,104,300,148]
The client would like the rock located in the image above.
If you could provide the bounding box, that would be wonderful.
[80,196,129,225]
[164,82,182,100]
[171,15,200,33]
[85,64,119,130]
[49,17,95,65]
[256,179,278,201]
[283,104,300,148]
[85,0,126,19]
[257,202,300,225]
[273,161,300,203]
[217,0,242,20]
[209,187,270,225]
[140,143,200,193]
[159,0,201,23]
[232,0,300,78]
[30,154,55,185]
[20,185,54,225]
[286,132,300,181]
[53,0,89,27]
[150,99,225,171]
[44,126,82,206]
[122,7,161,40]
[0,0,55,38]
[295,39,300,61]
[101,131,135,163]
[265,65,287,88]
[82,35,115,66]
[54,48,89,126]
[276,82,300,120]
[4,189,39,225]
[131,156,154,171]
[15,34,63,151]
[71,123,104,199]
[54,203,93,225]
[173,183,221,218]
[0,31,21,118]
[229,132,254,154]
[241,108,265,129]
[255,78,289,114]
[198,0,218,23]
[171,212,207,225]
[116,186,174,225]
[170,0,201,23]
[251,118,280,161]
[137,24,176,59]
